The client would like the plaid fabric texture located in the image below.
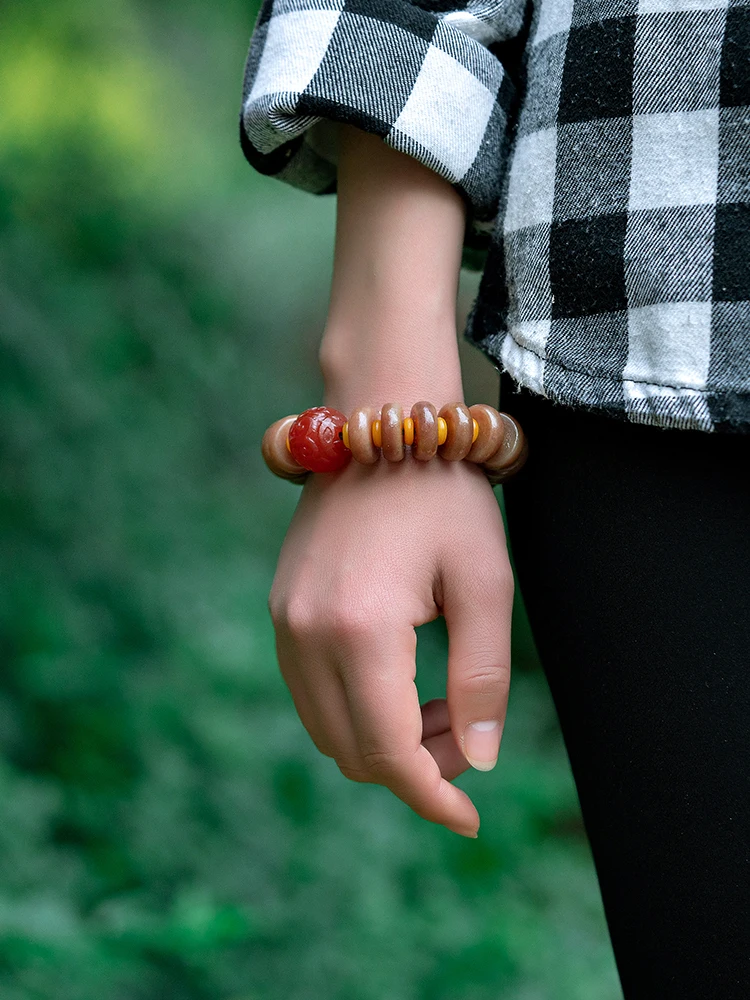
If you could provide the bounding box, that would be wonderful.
[240,0,522,247]
[240,0,750,432]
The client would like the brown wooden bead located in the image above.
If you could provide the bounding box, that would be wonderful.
[438,402,473,461]
[411,401,438,461]
[348,406,380,464]
[381,402,405,462]
[482,413,528,484]
[466,404,505,463]
[261,415,309,484]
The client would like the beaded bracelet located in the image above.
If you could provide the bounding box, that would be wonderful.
[262,402,527,485]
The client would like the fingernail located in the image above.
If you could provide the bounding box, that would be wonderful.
[463,720,501,771]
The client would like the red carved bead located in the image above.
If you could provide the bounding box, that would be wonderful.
[288,407,352,473]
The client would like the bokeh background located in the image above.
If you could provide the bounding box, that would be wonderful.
[0,1,623,997]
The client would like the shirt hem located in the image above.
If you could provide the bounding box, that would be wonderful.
[465,311,750,435]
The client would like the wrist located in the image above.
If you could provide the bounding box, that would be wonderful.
[319,317,464,413]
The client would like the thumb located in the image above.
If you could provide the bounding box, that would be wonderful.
[442,552,514,772]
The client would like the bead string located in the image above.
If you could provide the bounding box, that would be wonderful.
[285,416,482,454]
[262,402,528,485]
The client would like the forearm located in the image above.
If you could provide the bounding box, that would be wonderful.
[272,131,510,842]
[319,125,467,413]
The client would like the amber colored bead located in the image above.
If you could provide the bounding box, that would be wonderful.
[438,402,474,461]
[348,406,380,464]
[288,406,351,473]
[381,403,404,461]
[403,417,415,446]
[482,413,529,484]
[261,416,309,484]
[466,404,505,464]
[411,401,438,461]
[437,418,447,445]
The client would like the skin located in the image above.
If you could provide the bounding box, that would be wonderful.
[268,125,513,839]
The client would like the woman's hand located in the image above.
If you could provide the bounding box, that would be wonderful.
[268,454,513,838]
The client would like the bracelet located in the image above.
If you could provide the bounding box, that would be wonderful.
[261,402,527,485]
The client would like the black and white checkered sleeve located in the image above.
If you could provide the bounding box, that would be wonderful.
[239,0,524,251]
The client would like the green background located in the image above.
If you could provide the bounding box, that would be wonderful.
[0,1,622,996]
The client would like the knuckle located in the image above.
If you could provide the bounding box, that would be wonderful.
[270,593,388,647]
[277,596,319,639]
[336,746,416,783]
[336,758,372,784]
[361,745,415,777]
[314,741,339,761]
[481,566,514,604]
[499,570,515,602]
[452,569,514,624]
[471,554,513,592]
[361,748,397,774]
[267,589,284,626]
[459,658,510,696]
[327,613,386,654]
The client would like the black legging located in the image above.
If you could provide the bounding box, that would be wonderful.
[499,373,750,999]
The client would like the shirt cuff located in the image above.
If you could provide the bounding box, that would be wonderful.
[239,0,517,257]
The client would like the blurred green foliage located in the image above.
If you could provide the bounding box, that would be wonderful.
[0,0,621,997]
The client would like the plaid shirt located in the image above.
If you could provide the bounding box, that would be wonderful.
[240,0,750,432]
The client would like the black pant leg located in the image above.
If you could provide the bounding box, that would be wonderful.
[499,374,750,999]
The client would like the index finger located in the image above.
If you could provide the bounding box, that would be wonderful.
[334,624,480,838]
